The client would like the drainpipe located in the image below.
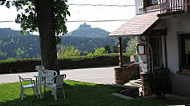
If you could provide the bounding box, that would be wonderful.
[140,36,154,73]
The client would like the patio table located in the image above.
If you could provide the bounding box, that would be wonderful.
[33,74,53,99]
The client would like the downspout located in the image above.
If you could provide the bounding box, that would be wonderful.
[140,36,154,73]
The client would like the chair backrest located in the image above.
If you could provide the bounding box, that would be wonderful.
[45,70,58,84]
[56,74,66,88]
[35,65,45,71]
[35,65,45,76]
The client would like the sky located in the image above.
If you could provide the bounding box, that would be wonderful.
[0,0,136,33]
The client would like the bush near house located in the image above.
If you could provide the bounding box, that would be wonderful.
[0,53,130,74]
[149,68,172,99]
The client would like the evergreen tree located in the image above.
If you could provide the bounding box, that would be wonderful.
[104,44,112,53]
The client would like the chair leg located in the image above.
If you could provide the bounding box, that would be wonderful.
[53,88,57,100]
[21,88,25,100]
[51,88,54,95]
[32,87,38,99]
[62,87,66,98]
[43,83,46,98]
[35,81,39,99]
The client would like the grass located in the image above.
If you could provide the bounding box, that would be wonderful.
[0,80,189,106]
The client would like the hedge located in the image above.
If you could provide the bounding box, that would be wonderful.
[0,53,130,74]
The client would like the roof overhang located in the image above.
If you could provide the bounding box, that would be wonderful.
[108,11,159,37]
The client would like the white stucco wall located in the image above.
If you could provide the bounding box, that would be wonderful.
[135,0,146,15]
[167,15,190,73]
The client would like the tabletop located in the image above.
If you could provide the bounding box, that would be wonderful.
[33,74,54,78]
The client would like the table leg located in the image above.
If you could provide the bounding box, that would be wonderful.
[35,77,39,99]
[40,77,42,99]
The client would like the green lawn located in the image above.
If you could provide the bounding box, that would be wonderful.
[0,80,189,106]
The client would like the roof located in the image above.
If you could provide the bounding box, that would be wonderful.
[108,11,159,37]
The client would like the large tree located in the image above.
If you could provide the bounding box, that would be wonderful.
[0,0,70,74]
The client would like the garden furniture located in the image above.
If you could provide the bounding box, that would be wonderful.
[44,74,66,100]
[34,69,57,99]
[18,75,38,100]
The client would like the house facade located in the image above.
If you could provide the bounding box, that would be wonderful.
[109,0,190,96]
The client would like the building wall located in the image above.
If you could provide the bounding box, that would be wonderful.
[167,16,190,72]
[170,73,190,96]
[167,18,180,72]
[166,15,190,96]
[135,0,146,15]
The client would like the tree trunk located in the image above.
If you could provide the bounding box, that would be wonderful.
[34,0,59,74]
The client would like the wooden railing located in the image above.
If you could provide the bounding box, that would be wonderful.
[159,0,190,14]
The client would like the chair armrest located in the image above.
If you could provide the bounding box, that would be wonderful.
[22,78,35,84]
[32,80,36,85]
[51,74,66,81]
[22,78,33,81]
[51,76,57,81]
[61,74,66,79]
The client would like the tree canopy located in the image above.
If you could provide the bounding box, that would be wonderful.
[0,0,70,36]
[0,0,70,73]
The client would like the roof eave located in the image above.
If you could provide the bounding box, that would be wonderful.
[107,34,142,37]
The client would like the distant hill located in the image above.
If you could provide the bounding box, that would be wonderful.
[61,36,116,52]
[66,23,109,38]
[0,27,116,60]
[0,28,40,60]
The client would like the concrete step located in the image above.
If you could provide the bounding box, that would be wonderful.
[129,79,142,88]
[123,79,143,97]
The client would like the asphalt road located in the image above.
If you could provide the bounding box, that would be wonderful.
[0,67,116,84]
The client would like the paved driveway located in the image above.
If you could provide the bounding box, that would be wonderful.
[0,67,116,84]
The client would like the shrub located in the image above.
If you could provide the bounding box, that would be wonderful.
[94,47,107,55]
[0,53,131,74]
[149,68,172,99]
[57,45,80,58]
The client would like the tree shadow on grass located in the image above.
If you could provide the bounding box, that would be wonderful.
[0,80,167,106]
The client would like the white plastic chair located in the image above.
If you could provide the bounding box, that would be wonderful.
[35,66,57,85]
[45,74,66,100]
[45,70,58,84]
[37,70,57,98]
[18,75,37,100]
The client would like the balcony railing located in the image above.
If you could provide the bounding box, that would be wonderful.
[159,0,190,14]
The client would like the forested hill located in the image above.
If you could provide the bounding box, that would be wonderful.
[0,28,40,60]
[61,36,116,52]
[66,23,109,38]
[0,27,116,60]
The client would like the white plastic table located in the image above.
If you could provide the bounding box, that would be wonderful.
[33,74,53,99]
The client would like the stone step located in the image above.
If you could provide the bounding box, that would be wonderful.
[129,79,142,88]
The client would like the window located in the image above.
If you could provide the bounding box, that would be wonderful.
[181,35,190,69]
[145,0,158,7]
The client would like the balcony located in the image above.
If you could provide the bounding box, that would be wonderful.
[158,0,190,17]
